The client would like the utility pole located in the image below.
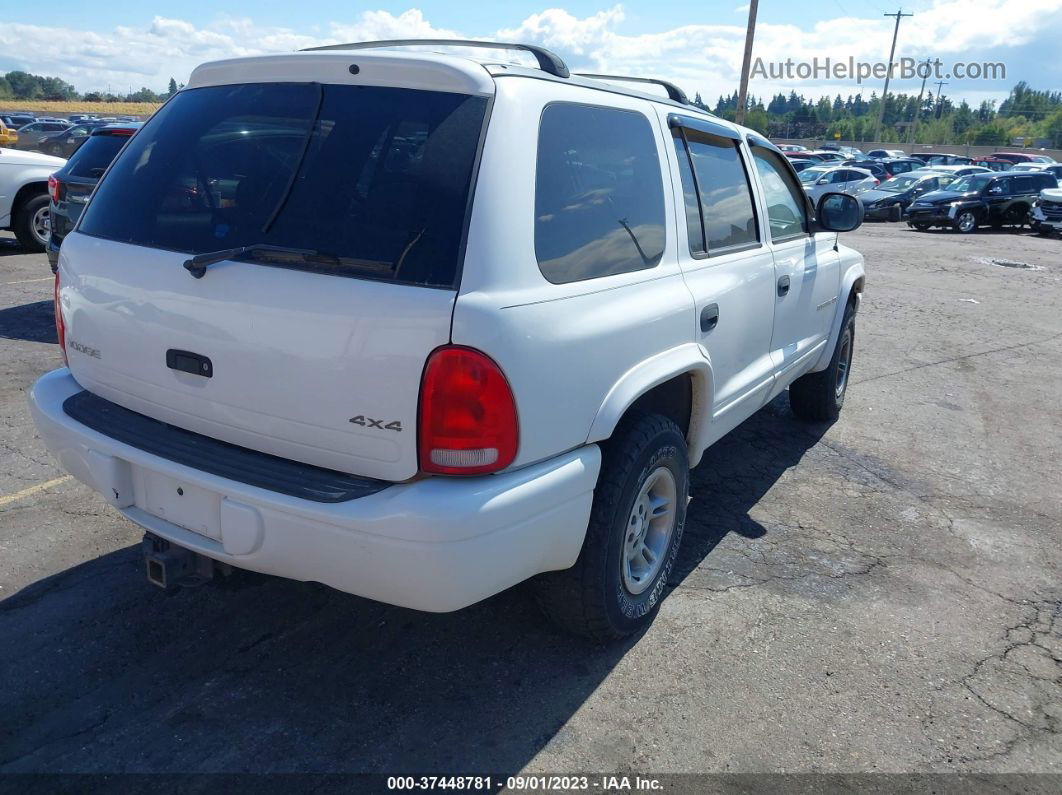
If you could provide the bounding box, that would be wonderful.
[934,79,949,118]
[735,0,759,126]
[906,57,934,147]
[874,8,913,142]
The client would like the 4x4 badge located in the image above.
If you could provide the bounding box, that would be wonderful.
[349,415,403,432]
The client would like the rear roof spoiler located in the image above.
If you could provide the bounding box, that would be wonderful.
[301,39,570,79]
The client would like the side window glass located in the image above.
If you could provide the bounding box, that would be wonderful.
[680,128,759,254]
[1013,176,1034,193]
[671,130,705,254]
[535,103,666,284]
[751,146,808,242]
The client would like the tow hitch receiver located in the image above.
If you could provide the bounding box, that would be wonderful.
[142,533,218,591]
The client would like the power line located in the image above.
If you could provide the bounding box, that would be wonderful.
[873,8,913,140]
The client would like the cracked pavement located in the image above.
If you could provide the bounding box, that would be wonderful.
[0,225,1059,776]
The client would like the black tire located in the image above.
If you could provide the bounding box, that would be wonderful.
[789,300,856,422]
[535,413,689,641]
[910,222,930,231]
[13,193,49,252]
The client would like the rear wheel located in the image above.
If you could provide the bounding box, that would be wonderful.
[910,222,930,231]
[535,413,688,640]
[13,193,50,252]
[789,300,855,422]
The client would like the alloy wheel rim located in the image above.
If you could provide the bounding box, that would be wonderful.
[31,205,50,246]
[958,213,975,232]
[622,466,677,595]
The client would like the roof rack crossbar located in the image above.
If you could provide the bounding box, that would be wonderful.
[574,73,689,105]
[301,39,570,79]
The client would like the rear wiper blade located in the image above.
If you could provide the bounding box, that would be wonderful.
[182,243,317,279]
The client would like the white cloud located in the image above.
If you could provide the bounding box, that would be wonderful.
[0,1,1058,103]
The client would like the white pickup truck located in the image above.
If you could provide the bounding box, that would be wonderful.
[30,41,866,639]
[0,147,65,251]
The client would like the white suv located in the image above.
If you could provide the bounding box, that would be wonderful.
[30,41,865,639]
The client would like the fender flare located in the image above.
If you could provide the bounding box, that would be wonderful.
[585,343,714,467]
[811,257,865,372]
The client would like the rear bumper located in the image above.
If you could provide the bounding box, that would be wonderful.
[29,369,601,612]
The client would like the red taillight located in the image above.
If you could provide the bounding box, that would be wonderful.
[48,174,61,202]
[54,271,67,365]
[418,346,518,475]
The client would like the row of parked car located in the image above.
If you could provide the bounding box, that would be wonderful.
[0,113,140,157]
[0,122,140,253]
[775,144,1062,236]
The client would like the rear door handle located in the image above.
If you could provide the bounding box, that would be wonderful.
[700,303,719,333]
[777,275,791,297]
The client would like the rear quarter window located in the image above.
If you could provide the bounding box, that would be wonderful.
[534,102,665,284]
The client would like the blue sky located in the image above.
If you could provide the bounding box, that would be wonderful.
[2,1,1060,108]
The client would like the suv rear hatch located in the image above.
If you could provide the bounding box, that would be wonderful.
[60,56,491,482]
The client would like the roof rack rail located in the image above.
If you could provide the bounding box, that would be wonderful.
[301,39,571,79]
[574,74,689,105]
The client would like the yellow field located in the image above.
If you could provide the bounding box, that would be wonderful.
[2,101,161,117]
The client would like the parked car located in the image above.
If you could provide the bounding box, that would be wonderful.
[29,43,866,639]
[922,164,992,177]
[878,157,927,180]
[777,144,808,152]
[0,147,65,250]
[992,152,1055,164]
[784,150,826,162]
[788,158,818,173]
[14,120,72,150]
[1007,163,1062,183]
[866,148,905,159]
[1,114,38,130]
[820,144,863,158]
[911,152,973,166]
[806,150,848,162]
[800,165,878,200]
[905,170,1056,233]
[972,157,1014,171]
[857,171,955,221]
[1029,187,1062,236]
[36,121,109,158]
[0,119,18,148]
[841,158,889,181]
[47,123,141,271]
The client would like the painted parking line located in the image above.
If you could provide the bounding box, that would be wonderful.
[0,476,72,508]
[3,277,53,285]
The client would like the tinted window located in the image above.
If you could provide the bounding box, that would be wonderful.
[535,103,665,284]
[751,147,808,241]
[671,133,704,254]
[79,83,487,288]
[1012,176,1035,194]
[675,128,758,254]
[64,134,132,179]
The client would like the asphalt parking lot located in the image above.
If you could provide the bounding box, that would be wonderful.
[0,224,1059,777]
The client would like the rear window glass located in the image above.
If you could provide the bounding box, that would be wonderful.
[78,83,488,288]
[534,103,665,284]
[65,134,130,179]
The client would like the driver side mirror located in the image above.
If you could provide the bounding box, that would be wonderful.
[817,177,830,185]
[816,192,864,233]
[988,186,1003,194]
